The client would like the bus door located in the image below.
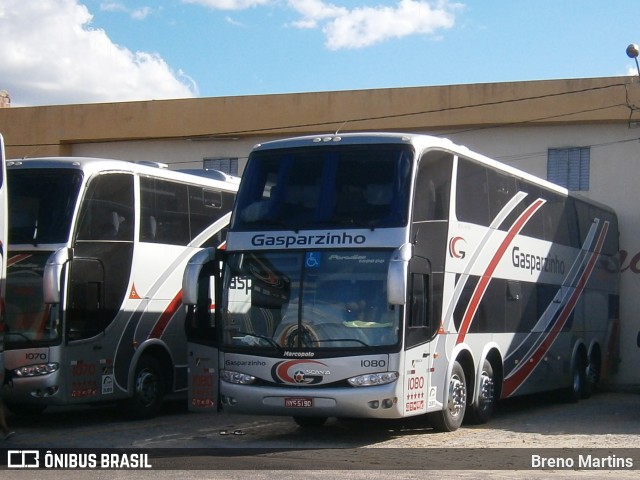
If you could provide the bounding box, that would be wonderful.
[402,255,434,416]
[184,248,220,412]
[63,172,134,402]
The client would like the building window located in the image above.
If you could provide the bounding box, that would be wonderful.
[204,157,238,176]
[547,147,590,191]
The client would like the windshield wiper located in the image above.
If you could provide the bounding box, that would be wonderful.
[233,331,283,351]
[313,338,372,348]
[4,331,39,348]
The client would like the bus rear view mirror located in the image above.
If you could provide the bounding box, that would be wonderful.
[43,248,71,304]
[183,248,219,305]
[387,243,412,305]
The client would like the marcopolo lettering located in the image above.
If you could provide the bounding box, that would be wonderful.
[511,246,565,275]
[251,232,366,248]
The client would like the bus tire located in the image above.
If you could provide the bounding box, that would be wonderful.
[467,359,497,424]
[563,355,585,404]
[429,360,467,432]
[293,416,327,428]
[127,355,165,419]
[582,353,600,399]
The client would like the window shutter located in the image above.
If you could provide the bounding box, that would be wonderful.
[547,147,590,191]
[203,157,239,176]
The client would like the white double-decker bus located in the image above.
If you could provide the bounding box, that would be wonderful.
[0,135,7,400]
[2,157,237,418]
[183,133,619,431]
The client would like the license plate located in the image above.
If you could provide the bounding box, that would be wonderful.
[284,397,313,408]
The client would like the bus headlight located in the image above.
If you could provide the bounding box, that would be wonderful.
[220,369,256,385]
[348,371,399,387]
[14,363,60,377]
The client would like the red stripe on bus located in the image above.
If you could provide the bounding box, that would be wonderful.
[148,291,183,339]
[7,253,32,266]
[600,317,620,383]
[501,222,609,397]
[456,199,545,345]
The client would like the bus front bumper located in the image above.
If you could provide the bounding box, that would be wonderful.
[220,381,404,419]
[2,371,65,406]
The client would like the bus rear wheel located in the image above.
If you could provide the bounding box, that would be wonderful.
[583,353,600,399]
[467,359,497,424]
[127,355,165,419]
[429,360,467,432]
[563,354,586,403]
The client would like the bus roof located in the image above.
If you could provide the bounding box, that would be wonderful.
[7,156,239,192]
[250,132,581,202]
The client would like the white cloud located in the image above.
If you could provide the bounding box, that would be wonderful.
[288,0,347,29]
[0,0,196,106]
[180,0,461,50]
[225,16,247,27]
[289,0,461,50]
[131,7,154,20]
[101,2,155,20]
[99,2,128,13]
[182,0,271,10]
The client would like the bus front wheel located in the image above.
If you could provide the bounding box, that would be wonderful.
[127,355,165,419]
[429,360,467,432]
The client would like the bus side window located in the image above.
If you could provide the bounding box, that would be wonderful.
[406,273,432,348]
[77,174,134,242]
[186,269,217,344]
[409,274,427,328]
[488,170,517,224]
[71,173,134,340]
[189,187,226,241]
[456,157,490,226]
[67,267,104,341]
[140,177,189,245]
[414,150,452,222]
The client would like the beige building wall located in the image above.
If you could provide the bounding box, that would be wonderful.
[0,76,636,160]
[2,76,640,384]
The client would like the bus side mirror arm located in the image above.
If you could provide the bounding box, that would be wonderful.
[387,243,413,305]
[182,248,219,305]
[43,247,71,304]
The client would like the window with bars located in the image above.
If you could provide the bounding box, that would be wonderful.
[203,157,239,176]
[547,147,590,191]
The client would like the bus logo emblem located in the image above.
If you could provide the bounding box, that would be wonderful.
[293,371,306,383]
[448,236,466,259]
[272,360,330,385]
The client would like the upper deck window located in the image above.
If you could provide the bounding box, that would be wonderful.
[232,144,413,231]
[8,168,83,244]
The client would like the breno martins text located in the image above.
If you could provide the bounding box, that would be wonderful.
[531,454,633,469]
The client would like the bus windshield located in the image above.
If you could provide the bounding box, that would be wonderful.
[232,145,413,231]
[222,250,400,351]
[5,168,82,347]
[8,168,83,244]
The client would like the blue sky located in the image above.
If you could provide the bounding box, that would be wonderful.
[1,0,639,106]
